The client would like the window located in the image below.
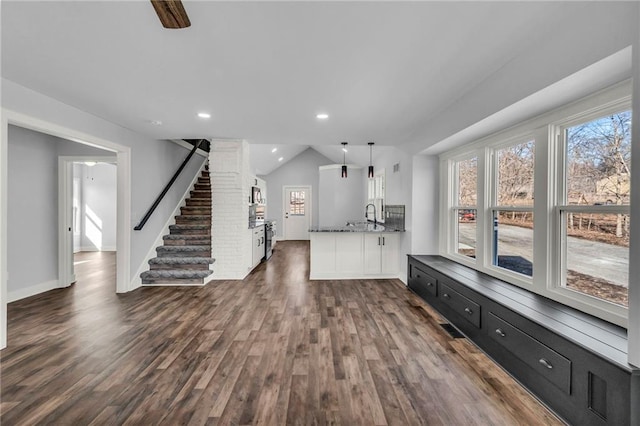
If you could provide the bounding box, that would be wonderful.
[492,140,534,277]
[559,111,631,307]
[452,157,477,259]
[367,169,385,222]
[441,82,631,325]
[289,191,305,215]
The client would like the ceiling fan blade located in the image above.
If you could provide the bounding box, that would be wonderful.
[150,0,191,29]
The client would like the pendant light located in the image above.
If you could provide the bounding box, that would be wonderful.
[341,142,348,178]
[368,142,375,178]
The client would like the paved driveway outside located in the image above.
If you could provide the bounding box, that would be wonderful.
[459,222,628,287]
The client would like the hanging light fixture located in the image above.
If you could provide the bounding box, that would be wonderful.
[341,142,348,178]
[368,142,375,178]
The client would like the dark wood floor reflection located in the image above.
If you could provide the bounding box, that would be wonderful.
[1,242,562,425]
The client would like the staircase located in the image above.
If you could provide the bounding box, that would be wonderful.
[140,169,215,284]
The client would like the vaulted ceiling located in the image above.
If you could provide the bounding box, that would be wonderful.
[2,1,636,175]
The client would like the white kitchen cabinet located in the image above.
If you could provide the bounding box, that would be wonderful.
[364,233,399,275]
[252,225,265,268]
[309,233,336,273]
[335,233,364,274]
[310,231,400,279]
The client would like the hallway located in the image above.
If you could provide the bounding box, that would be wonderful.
[1,242,561,425]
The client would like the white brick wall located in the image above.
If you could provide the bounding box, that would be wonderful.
[209,139,253,279]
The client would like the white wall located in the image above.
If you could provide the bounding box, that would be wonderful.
[262,148,333,239]
[627,4,640,368]
[79,163,117,251]
[318,165,364,227]
[403,2,639,156]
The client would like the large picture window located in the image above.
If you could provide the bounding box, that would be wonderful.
[492,140,534,277]
[441,82,632,326]
[559,111,631,307]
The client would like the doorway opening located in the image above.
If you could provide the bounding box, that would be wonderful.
[1,111,132,349]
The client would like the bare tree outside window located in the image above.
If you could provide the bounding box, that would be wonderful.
[563,111,631,306]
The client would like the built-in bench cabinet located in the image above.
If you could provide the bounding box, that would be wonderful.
[408,255,639,426]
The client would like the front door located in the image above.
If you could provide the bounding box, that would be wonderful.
[283,186,311,240]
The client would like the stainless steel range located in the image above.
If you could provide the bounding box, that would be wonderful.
[264,220,275,260]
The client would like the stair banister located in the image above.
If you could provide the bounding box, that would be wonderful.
[134,139,204,231]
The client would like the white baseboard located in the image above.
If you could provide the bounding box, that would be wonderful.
[8,279,59,303]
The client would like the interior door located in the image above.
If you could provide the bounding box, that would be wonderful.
[284,186,310,240]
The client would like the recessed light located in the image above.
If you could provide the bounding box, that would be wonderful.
[148,119,162,126]
[197,112,211,119]
[271,148,278,153]
[316,113,329,120]
[278,157,283,162]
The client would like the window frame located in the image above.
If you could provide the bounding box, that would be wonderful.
[440,81,632,327]
[448,153,479,265]
[550,103,631,310]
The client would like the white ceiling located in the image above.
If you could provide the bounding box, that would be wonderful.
[0,1,630,175]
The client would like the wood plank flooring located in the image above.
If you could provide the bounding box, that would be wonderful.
[1,242,564,425]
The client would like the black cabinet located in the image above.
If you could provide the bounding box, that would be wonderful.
[407,255,639,426]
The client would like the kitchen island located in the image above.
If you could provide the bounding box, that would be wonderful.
[309,222,404,279]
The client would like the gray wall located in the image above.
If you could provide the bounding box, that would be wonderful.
[3,79,205,284]
[7,125,112,296]
[319,166,364,227]
[7,126,59,294]
[262,148,333,239]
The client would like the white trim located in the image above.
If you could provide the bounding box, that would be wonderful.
[1,110,132,315]
[130,159,208,289]
[1,109,8,349]
[59,155,118,289]
[627,9,640,367]
[58,157,74,288]
[8,280,59,303]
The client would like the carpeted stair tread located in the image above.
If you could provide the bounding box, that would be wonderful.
[149,257,215,265]
[157,245,211,253]
[163,234,210,240]
[141,269,213,279]
[169,224,211,230]
[175,215,210,221]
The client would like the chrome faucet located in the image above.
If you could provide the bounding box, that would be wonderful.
[365,203,377,226]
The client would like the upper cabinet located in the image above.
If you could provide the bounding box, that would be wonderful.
[367,169,385,222]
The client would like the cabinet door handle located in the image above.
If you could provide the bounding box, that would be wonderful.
[464,307,473,315]
[443,293,450,299]
[539,358,553,369]
[495,328,506,337]
[382,237,385,245]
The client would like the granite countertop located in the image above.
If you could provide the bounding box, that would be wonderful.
[309,221,404,233]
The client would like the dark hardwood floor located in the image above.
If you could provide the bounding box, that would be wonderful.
[1,242,563,425]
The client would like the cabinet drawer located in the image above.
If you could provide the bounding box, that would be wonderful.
[439,282,480,328]
[488,313,571,394]
[410,264,437,297]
